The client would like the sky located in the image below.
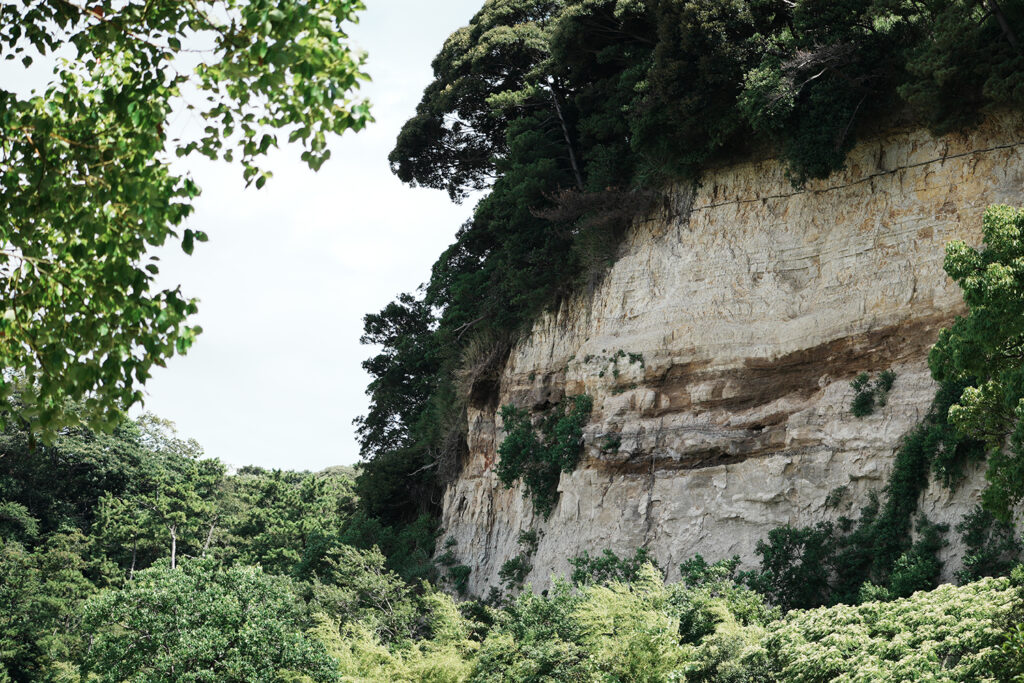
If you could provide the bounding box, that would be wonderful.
[140,1,488,470]
[8,1,486,471]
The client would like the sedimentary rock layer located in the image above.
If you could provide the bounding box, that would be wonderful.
[440,112,1024,595]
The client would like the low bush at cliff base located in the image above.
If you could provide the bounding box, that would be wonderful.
[756,577,1017,682]
[314,560,1021,682]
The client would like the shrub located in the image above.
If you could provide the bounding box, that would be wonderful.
[82,561,340,682]
[569,547,659,587]
[446,565,472,596]
[992,565,1024,682]
[468,581,591,682]
[496,395,593,517]
[572,565,686,682]
[516,530,539,556]
[850,370,897,417]
[755,577,1016,682]
[673,556,776,647]
[338,512,439,584]
[955,506,1022,584]
[307,545,419,643]
[742,524,834,611]
[887,517,948,598]
[498,530,541,594]
[499,556,531,591]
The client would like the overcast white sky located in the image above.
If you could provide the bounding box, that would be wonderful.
[1,2,486,470]
[131,1,487,471]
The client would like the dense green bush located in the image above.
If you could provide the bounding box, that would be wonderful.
[569,547,659,587]
[498,555,531,591]
[496,395,593,517]
[956,505,1023,584]
[931,205,1024,518]
[82,561,341,683]
[886,517,948,599]
[992,565,1024,682]
[743,523,835,611]
[849,370,897,417]
[315,561,1017,683]
[496,530,541,596]
[0,407,458,680]
[755,576,1016,682]
[469,581,593,682]
[674,556,778,646]
[337,512,440,584]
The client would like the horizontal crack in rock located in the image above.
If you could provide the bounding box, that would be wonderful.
[649,311,956,415]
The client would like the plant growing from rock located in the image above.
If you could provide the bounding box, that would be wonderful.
[955,505,1022,584]
[499,530,541,593]
[568,548,659,587]
[850,369,897,417]
[931,205,1024,518]
[496,395,593,517]
[436,536,472,595]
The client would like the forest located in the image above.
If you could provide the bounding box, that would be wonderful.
[4,0,1024,680]
[1,406,1022,681]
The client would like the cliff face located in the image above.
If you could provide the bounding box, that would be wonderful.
[440,113,1024,596]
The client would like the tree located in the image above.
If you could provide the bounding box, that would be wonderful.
[355,293,440,459]
[308,545,418,643]
[224,468,357,577]
[99,453,223,571]
[900,0,1024,134]
[0,530,98,681]
[1,0,371,440]
[0,401,162,538]
[389,0,561,202]
[81,561,340,682]
[930,204,1024,519]
[94,416,223,573]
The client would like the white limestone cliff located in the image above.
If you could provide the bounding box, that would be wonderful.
[439,112,1024,596]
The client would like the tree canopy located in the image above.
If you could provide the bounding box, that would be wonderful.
[931,205,1024,519]
[1,0,371,440]
[82,561,341,683]
[0,401,1019,680]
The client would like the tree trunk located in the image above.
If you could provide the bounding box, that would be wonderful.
[549,80,585,191]
[985,0,1021,51]
[201,521,216,558]
[170,525,177,570]
[129,534,137,581]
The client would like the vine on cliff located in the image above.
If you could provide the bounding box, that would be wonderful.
[744,376,985,610]
[496,395,593,518]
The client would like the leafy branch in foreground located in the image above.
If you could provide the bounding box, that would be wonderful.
[0,0,371,440]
